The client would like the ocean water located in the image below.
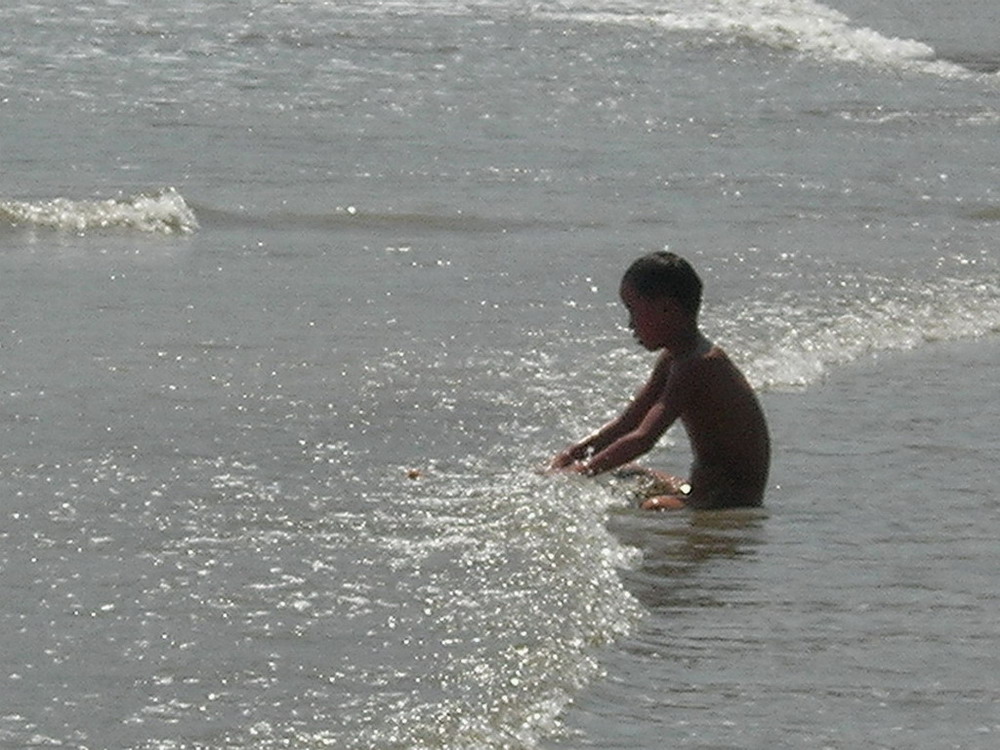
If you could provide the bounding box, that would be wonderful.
[1,1,998,748]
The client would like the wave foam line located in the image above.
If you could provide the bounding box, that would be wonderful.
[735,276,1000,390]
[0,187,199,235]
[550,0,970,77]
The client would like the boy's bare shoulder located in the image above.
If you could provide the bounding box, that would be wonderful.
[669,342,756,403]
[668,339,735,378]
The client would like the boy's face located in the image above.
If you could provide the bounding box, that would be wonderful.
[619,281,677,351]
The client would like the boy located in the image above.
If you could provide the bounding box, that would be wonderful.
[550,251,770,510]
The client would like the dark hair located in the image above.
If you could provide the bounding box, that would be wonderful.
[622,251,703,316]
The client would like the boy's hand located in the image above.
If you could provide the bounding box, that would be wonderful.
[547,457,592,476]
[544,450,589,475]
[548,449,577,472]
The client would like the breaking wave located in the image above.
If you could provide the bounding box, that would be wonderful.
[543,0,974,77]
[724,275,1000,390]
[0,188,199,235]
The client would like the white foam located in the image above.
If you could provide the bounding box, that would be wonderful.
[541,0,970,77]
[731,276,1000,390]
[0,187,199,235]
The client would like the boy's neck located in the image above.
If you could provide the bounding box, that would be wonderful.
[668,327,707,358]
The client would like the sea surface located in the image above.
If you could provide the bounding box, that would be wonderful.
[1,1,999,748]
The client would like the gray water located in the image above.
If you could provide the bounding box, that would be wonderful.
[563,338,1000,748]
[1,1,999,747]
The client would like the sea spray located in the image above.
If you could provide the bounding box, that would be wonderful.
[334,460,642,750]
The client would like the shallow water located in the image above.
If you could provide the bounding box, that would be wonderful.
[1,1,999,747]
[555,339,1000,748]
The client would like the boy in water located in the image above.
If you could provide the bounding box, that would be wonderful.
[550,251,770,510]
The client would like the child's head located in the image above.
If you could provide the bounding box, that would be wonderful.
[621,251,702,317]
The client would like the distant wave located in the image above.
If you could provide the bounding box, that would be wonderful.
[0,188,198,235]
[731,275,1000,390]
[546,0,973,77]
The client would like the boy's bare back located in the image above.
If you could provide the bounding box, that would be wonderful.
[660,340,770,508]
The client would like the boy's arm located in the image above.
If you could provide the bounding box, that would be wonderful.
[580,352,693,475]
[581,391,681,475]
[549,419,623,469]
[550,351,674,470]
